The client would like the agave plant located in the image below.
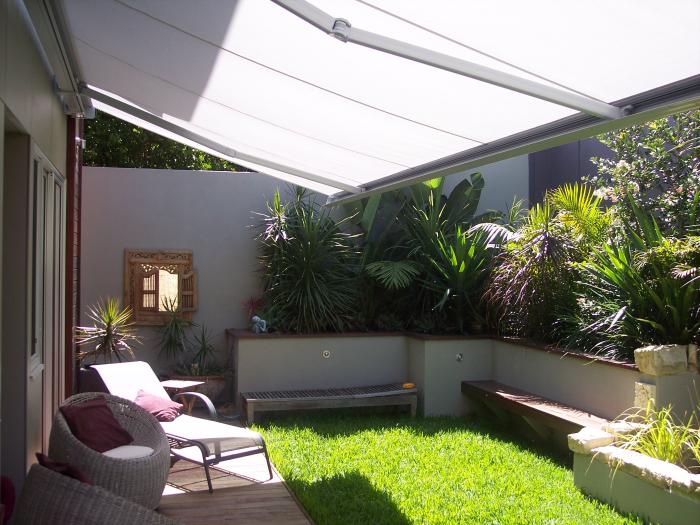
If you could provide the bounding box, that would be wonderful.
[75,298,139,364]
[257,189,360,333]
[421,228,491,332]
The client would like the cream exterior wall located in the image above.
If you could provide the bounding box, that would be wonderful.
[0,0,67,174]
[234,335,408,399]
[492,340,639,420]
[416,339,492,416]
[80,167,289,373]
[443,155,529,214]
[235,335,640,419]
[0,0,68,492]
[573,453,700,525]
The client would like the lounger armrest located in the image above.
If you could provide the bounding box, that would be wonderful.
[176,391,218,419]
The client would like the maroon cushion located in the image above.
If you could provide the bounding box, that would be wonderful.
[35,453,92,485]
[1,475,15,520]
[59,397,133,452]
[134,389,182,422]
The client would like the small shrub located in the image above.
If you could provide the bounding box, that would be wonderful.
[159,298,192,360]
[569,206,700,360]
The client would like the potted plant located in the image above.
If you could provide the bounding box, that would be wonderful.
[75,297,140,391]
[171,324,227,402]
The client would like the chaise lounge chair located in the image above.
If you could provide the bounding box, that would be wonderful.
[90,361,272,492]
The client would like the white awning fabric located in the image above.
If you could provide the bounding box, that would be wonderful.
[59,0,700,200]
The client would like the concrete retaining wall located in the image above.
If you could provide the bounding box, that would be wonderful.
[492,341,639,420]
[231,332,641,419]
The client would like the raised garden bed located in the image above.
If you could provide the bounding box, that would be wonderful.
[569,424,700,525]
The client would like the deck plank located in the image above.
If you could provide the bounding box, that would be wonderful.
[158,452,312,525]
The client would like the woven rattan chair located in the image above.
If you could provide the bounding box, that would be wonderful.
[13,464,178,525]
[48,392,170,509]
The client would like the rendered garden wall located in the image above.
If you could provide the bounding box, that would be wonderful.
[230,332,641,419]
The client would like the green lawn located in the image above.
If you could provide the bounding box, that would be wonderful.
[255,414,640,525]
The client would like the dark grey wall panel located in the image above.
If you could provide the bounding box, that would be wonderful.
[528,138,612,203]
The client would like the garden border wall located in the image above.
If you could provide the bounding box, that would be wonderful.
[228,331,640,419]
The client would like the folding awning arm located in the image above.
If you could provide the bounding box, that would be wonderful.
[272,0,627,120]
[81,85,362,194]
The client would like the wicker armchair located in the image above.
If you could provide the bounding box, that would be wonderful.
[48,392,170,509]
[13,464,178,525]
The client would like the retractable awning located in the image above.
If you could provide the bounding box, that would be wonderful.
[57,0,700,202]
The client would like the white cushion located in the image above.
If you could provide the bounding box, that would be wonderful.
[102,445,153,459]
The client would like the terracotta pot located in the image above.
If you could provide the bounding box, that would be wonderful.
[169,374,227,402]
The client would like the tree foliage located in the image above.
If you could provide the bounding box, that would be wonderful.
[587,110,700,235]
[84,110,243,171]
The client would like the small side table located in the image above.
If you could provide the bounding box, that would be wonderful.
[160,379,205,415]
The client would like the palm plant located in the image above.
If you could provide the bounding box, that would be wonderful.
[257,189,360,333]
[159,297,192,360]
[76,298,139,364]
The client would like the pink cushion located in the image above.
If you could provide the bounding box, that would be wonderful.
[134,390,182,422]
[36,453,92,485]
[59,397,133,453]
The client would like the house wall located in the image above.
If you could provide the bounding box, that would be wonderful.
[1,0,69,492]
[528,138,612,204]
[80,167,285,373]
[443,155,530,213]
[0,0,67,172]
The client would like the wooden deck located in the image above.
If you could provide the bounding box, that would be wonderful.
[158,452,312,525]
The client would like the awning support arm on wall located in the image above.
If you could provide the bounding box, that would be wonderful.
[272,0,626,120]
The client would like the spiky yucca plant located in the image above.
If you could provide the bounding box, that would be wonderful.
[76,298,139,364]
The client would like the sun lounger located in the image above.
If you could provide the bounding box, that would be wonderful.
[91,361,272,492]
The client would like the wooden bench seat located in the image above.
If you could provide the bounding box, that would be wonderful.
[461,380,607,438]
[242,383,418,423]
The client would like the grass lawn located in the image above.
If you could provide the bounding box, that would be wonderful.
[256,414,640,525]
